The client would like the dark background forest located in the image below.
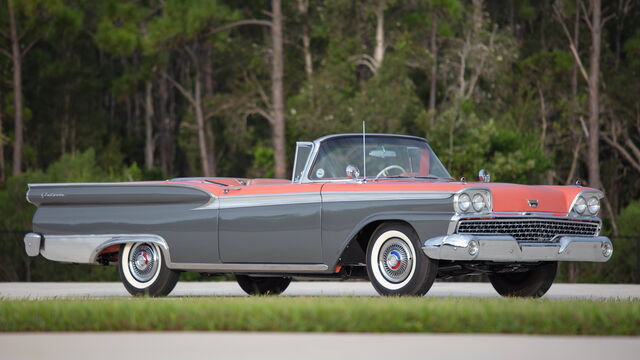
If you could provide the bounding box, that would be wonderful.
[0,0,639,283]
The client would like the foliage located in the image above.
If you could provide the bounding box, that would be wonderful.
[0,150,140,281]
[0,297,639,335]
[0,0,639,282]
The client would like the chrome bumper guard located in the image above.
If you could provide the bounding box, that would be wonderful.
[422,234,613,262]
[24,233,42,257]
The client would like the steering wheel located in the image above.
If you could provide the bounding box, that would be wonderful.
[376,165,407,178]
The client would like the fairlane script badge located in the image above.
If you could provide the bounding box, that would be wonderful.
[528,200,539,208]
[41,192,65,198]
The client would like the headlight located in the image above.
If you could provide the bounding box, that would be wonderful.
[458,193,471,212]
[455,190,491,214]
[587,197,600,215]
[574,196,587,214]
[472,194,486,211]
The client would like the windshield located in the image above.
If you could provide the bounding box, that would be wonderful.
[309,136,451,180]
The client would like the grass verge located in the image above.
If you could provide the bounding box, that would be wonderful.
[0,297,638,334]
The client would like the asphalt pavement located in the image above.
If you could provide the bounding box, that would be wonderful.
[1,281,639,299]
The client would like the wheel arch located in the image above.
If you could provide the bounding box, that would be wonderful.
[91,234,172,265]
[336,218,417,267]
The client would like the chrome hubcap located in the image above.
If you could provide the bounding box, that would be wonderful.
[378,238,413,283]
[128,243,159,283]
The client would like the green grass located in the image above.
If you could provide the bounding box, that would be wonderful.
[1,297,639,334]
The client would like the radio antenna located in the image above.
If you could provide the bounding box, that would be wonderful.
[362,121,366,180]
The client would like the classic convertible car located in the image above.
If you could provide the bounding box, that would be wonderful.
[24,133,612,297]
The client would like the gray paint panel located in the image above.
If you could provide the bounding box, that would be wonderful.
[320,196,453,267]
[27,183,212,207]
[31,184,219,264]
[219,197,322,263]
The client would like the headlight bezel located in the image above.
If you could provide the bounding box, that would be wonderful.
[454,188,492,214]
[570,190,603,217]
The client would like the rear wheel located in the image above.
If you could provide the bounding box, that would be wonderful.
[489,262,557,298]
[235,275,291,295]
[366,222,438,296]
[118,242,180,297]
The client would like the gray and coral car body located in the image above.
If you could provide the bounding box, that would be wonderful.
[24,134,613,297]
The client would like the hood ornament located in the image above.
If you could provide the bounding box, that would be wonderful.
[528,200,539,208]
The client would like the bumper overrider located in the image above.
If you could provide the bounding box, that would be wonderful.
[423,234,613,262]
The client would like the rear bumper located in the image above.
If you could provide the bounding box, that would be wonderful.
[422,234,613,262]
[23,232,169,264]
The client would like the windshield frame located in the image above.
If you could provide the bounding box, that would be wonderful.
[293,134,453,183]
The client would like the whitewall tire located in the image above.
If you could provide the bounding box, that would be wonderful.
[118,242,180,297]
[366,222,438,296]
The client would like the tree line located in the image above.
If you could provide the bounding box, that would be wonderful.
[0,0,639,282]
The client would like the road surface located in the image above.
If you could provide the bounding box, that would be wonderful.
[1,281,639,299]
[1,332,638,360]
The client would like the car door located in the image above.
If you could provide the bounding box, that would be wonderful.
[218,183,323,264]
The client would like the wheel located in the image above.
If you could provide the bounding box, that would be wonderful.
[489,262,557,298]
[118,242,180,297]
[366,222,438,296]
[235,275,291,295]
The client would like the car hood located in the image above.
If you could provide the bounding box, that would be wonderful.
[480,183,583,213]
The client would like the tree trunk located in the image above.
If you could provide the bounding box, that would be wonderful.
[194,68,213,177]
[9,0,23,175]
[271,0,287,179]
[373,0,385,68]
[297,0,313,78]
[587,0,602,189]
[144,81,155,170]
[158,76,173,177]
[428,12,438,114]
[61,94,70,155]
[0,96,5,182]
[570,0,580,114]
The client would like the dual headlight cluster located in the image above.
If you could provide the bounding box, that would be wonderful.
[454,189,491,214]
[572,192,602,216]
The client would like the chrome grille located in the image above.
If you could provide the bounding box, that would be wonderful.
[456,217,600,243]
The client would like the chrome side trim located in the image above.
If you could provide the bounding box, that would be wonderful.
[31,233,330,273]
[217,193,321,209]
[200,191,453,210]
[168,263,329,272]
[36,234,170,264]
[89,235,170,263]
[322,191,454,202]
[423,234,612,262]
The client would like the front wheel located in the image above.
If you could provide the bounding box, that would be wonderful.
[236,275,291,295]
[489,262,557,298]
[118,242,180,297]
[366,222,438,296]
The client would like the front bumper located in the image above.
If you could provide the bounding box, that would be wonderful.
[423,234,613,262]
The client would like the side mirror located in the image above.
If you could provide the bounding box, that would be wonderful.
[346,164,360,179]
[478,169,490,183]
